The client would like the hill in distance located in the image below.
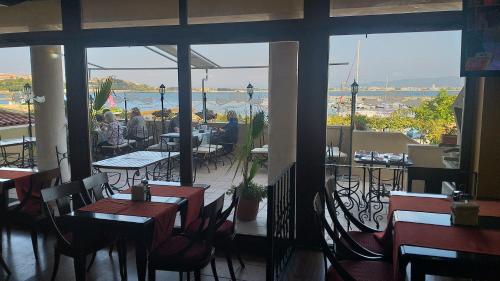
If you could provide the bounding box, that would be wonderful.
[362,76,464,88]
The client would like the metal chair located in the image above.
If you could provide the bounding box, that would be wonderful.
[313,193,393,281]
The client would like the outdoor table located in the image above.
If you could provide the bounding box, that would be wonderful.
[386,192,500,281]
[0,137,36,167]
[65,181,209,281]
[353,151,413,228]
[92,151,180,189]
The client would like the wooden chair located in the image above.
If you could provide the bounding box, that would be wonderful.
[41,181,123,281]
[407,167,469,194]
[325,178,386,258]
[82,173,114,203]
[5,168,60,260]
[0,179,13,276]
[186,187,245,281]
[148,195,224,281]
[313,193,393,281]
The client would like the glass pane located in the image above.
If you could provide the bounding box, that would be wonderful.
[0,0,61,34]
[189,0,303,24]
[82,0,179,29]
[331,0,462,17]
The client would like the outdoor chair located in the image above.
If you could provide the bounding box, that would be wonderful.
[407,166,470,194]
[186,186,245,281]
[313,193,393,281]
[148,194,224,281]
[0,136,21,167]
[193,132,223,173]
[100,126,136,156]
[18,136,35,168]
[4,168,60,261]
[41,181,124,281]
[325,178,386,258]
[0,179,13,276]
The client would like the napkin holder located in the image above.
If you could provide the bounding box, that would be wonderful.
[131,185,146,201]
[451,201,479,226]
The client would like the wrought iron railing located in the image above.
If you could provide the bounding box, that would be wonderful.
[266,162,296,281]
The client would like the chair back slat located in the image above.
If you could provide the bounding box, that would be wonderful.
[197,195,224,244]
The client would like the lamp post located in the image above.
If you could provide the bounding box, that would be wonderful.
[159,84,166,134]
[113,91,128,125]
[202,69,208,124]
[247,83,254,119]
[23,83,33,139]
[348,80,359,186]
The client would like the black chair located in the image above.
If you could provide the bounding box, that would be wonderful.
[148,195,224,281]
[5,168,60,260]
[407,167,469,194]
[0,179,13,276]
[41,181,123,281]
[325,178,385,258]
[313,193,393,281]
[186,187,245,281]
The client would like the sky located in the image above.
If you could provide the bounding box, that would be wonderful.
[0,31,462,89]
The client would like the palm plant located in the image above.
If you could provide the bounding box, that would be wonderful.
[230,111,267,201]
[89,77,113,130]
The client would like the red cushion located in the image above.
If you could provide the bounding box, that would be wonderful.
[149,235,211,267]
[327,260,393,281]
[343,231,385,254]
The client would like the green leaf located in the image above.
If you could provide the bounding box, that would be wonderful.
[93,77,113,111]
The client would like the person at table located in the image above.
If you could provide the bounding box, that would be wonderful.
[211,110,239,152]
[99,111,125,146]
[168,114,180,133]
[127,107,148,140]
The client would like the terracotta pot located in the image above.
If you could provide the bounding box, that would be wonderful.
[236,197,260,221]
[441,134,458,145]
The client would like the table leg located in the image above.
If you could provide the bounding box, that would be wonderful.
[73,252,86,281]
[135,238,148,281]
[410,261,425,281]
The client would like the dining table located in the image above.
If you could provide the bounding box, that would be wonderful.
[386,191,500,281]
[65,181,210,281]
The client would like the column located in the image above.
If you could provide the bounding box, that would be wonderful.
[30,45,70,181]
[268,42,298,180]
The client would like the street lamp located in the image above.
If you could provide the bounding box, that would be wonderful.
[22,83,45,168]
[202,69,208,124]
[348,79,359,188]
[159,84,166,134]
[247,83,254,118]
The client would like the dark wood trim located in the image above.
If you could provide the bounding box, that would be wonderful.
[62,0,91,181]
[179,0,188,26]
[0,11,462,48]
[330,11,462,35]
[295,0,330,247]
[177,42,193,185]
[460,77,480,192]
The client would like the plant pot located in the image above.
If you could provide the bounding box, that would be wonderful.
[441,134,458,145]
[237,197,260,221]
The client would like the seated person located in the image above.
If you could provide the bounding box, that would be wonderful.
[99,111,125,146]
[127,107,148,140]
[211,110,239,152]
[168,115,180,133]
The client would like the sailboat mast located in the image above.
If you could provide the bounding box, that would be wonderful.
[356,40,360,82]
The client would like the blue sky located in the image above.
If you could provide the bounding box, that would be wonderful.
[0,31,461,88]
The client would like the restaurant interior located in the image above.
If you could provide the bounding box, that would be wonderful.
[1,0,500,281]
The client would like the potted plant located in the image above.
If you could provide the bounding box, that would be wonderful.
[228,111,267,221]
[441,125,458,145]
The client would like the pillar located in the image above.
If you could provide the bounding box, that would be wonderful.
[268,42,298,180]
[30,45,70,182]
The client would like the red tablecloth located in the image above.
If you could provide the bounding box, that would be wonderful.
[122,185,204,226]
[0,169,38,215]
[78,199,178,248]
[393,221,500,281]
[388,195,500,281]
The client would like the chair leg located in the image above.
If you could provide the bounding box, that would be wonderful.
[211,258,219,281]
[0,256,10,275]
[50,250,60,281]
[225,251,237,281]
[179,271,183,281]
[87,252,96,272]
[30,229,39,260]
[147,268,155,281]
[234,244,245,269]
[109,244,114,257]
[194,270,201,281]
[118,239,127,280]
